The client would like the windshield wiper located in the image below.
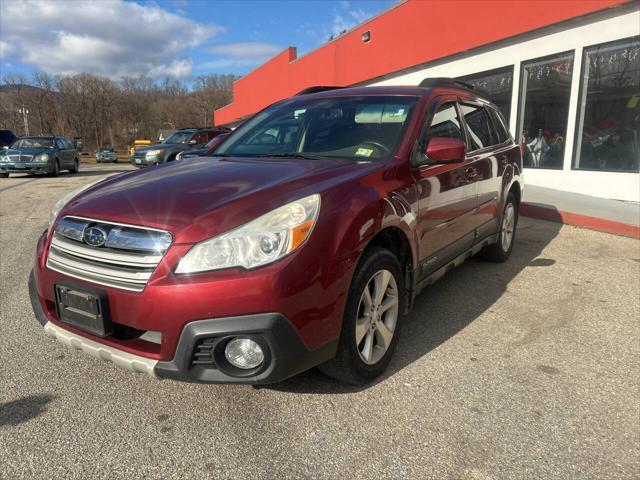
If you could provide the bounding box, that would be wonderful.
[254,152,326,160]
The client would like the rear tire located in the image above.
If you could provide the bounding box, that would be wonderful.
[319,247,405,384]
[479,192,518,262]
[0,172,8,178]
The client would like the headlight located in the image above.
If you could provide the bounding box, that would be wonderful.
[48,179,105,229]
[0,155,8,162]
[176,194,320,273]
[145,149,162,157]
[35,152,49,162]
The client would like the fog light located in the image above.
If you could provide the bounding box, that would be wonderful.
[224,338,264,369]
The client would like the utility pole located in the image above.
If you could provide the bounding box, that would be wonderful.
[18,105,29,135]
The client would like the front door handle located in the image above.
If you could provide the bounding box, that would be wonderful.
[465,167,478,179]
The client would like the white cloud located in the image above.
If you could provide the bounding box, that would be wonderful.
[0,40,12,59]
[0,0,222,78]
[208,43,282,61]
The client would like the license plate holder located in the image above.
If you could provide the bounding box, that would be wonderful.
[54,282,113,337]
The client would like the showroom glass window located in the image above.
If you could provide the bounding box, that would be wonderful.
[573,36,640,172]
[518,51,574,170]
[458,66,514,124]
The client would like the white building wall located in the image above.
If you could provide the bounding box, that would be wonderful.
[370,7,640,202]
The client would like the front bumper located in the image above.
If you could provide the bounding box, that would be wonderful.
[131,155,159,167]
[29,270,337,384]
[0,162,49,174]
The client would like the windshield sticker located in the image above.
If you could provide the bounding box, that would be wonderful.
[355,147,374,157]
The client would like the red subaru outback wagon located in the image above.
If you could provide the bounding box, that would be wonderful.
[29,78,522,385]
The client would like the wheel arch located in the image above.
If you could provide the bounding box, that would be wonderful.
[509,180,522,207]
[359,226,415,314]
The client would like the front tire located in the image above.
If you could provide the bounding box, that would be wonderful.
[49,160,60,177]
[479,192,518,262]
[0,172,8,178]
[319,247,405,384]
[70,158,79,173]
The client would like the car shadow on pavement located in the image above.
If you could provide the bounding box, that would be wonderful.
[0,394,55,427]
[265,215,563,394]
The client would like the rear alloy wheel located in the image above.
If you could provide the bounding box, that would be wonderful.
[479,192,518,262]
[319,247,404,384]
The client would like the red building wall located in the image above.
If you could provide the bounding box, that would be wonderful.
[214,0,629,126]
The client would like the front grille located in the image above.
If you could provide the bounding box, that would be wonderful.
[8,154,33,163]
[191,338,217,367]
[46,216,172,292]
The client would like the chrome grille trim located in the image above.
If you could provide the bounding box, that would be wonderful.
[46,216,172,292]
[50,236,162,267]
[8,154,34,163]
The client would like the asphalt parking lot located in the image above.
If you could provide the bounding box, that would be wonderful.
[1,164,638,480]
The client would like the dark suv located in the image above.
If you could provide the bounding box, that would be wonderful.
[131,128,229,167]
[30,78,522,385]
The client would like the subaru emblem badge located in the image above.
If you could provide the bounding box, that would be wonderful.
[83,226,107,247]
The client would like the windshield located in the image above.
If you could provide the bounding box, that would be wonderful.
[216,95,418,160]
[162,131,194,144]
[11,137,54,148]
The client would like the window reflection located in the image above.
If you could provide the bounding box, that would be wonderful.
[458,66,514,123]
[574,37,640,172]
[518,52,574,170]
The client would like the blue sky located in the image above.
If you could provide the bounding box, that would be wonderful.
[0,0,396,81]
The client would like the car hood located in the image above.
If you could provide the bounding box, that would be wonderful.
[181,149,207,157]
[62,156,376,244]
[3,147,52,156]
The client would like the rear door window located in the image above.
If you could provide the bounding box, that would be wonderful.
[460,104,494,150]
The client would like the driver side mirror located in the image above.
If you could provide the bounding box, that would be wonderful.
[424,137,466,164]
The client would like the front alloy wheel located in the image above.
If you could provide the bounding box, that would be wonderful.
[319,246,404,384]
[356,270,399,365]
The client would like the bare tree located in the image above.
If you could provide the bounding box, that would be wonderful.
[0,72,236,151]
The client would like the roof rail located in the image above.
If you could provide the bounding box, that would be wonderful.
[418,77,474,91]
[295,86,345,96]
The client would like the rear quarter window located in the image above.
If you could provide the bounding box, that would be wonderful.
[487,107,511,144]
[460,104,494,150]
